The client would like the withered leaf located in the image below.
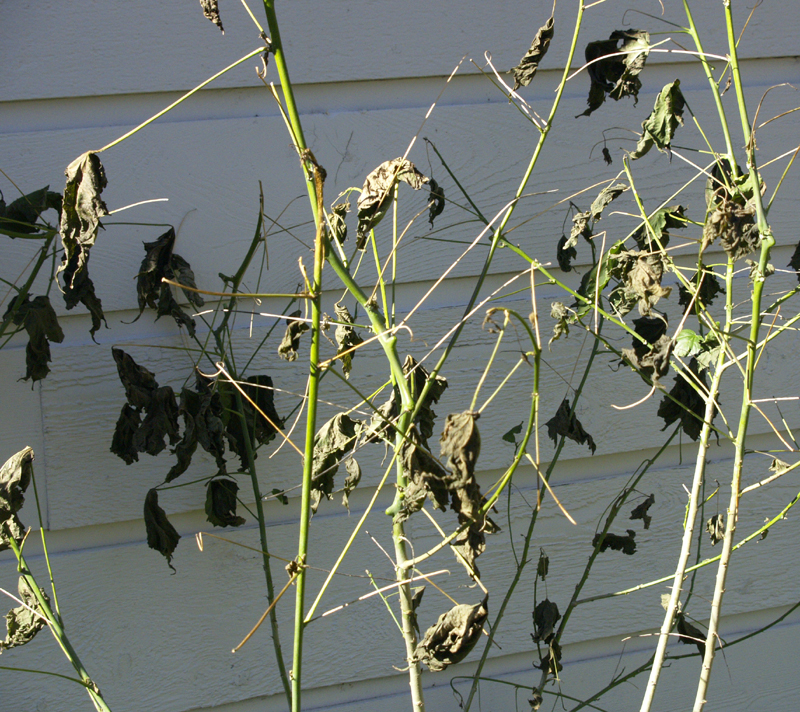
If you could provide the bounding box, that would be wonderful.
[278,310,310,361]
[593,529,636,555]
[219,375,283,467]
[532,599,561,644]
[3,295,64,382]
[0,186,61,237]
[111,404,142,465]
[356,159,431,248]
[536,639,563,675]
[342,457,361,511]
[311,413,362,513]
[415,597,488,672]
[144,488,180,569]
[199,0,224,33]
[537,549,549,580]
[703,200,759,261]
[440,411,484,522]
[328,202,349,244]
[136,228,203,335]
[403,356,448,447]
[706,513,725,546]
[676,612,705,656]
[511,15,555,90]
[546,398,596,454]
[334,303,363,379]
[428,178,445,227]
[631,205,686,251]
[657,358,712,441]
[630,493,655,529]
[410,586,425,636]
[678,270,723,309]
[580,30,650,117]
[60,250,107,339]
[788,241,800,283]
[0,577,49,652]
[622,332,672,385]
[0,447,34,553]
[602,147,613,165]
[590,183,627,221]
[549,301,571,346]
[205,478,245,528]
[630,80,685,160]
[557,235,578,272]
[397,429,450,522]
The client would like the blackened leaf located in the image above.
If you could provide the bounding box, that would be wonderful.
[679,271,723,309]
[593,529,636,555]
[589,183,627,221]
[199,0,224,33]
[144,488,180,569]
[342,457,361,511]
[706,513,725,546]
[502,422,523,446]
[676,613,705,656]
[580,30,650,117]
[622,333,673,385]
[329,202,349,244]
[428,178,445,227]
[170,254,204,308]
[278,310,310,361]
[546,399,596,454]
[557,235,578,272]
[532,599,561,644]
[403,356,448,447]
[58,152,109,306]
[61,250,107,339]
[703,200,759,260]
[356,159,431,248]
[630,493,655,529]
[311,413,362,513]
[0,447,33,553]
[133,386,180,457]
[3,295,64,382]
[536,639,563,675]
[602,147,613,165]
[788,240,800,283]
[112,347,158,409]
[205,478,245,528]
[631,205,686,251]
[657,358,712,441]
[334,303,363,379]
[537,549,549,580]
[632,315,668,347]
[630,80,685,160]
[0,577,49,651]
[0,187,61,237]
[111,404,142,465]
[220,375,283,467]
[511,15,555,90]
[415,597,488,672]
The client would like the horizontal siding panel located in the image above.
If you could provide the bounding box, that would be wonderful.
[2,1,799,101]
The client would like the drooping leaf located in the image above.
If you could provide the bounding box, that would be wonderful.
[787,240,800,283]
[556,235,578,272]
[428,178,446,227]
[310,413,362,513]
[703,200,759,260]
[630,493,655,529]
[511,15,555,90]
[0,447,34,553]
[676,613,705,656]
[630,80,685,160]
[409,586,425,636]
[678,270,723,309]
[546,399,596,454]
[536,639,563,675]
[415,597,488,672]
[706,513,725,546]
[111,404,142,465]
[631,205,686,251]
[532,599,561,644]
[0,577,49,651]
[579,30,650,117]
[621,330,673,386]
[0,187,61,237]
[589,183,627,220]
[356,159,431,248]
[537,549,549,580]
[199,0,224,33]
[593,529,637,555]
[657,358,712,441]
[57,152,109,336]
[144,488,180,569]
[502,422,523,446]
[342,457,361,511]
[136,228,204,335]
[602,147,613,165]
[440,411,483,521]
[397,428,450,521]
[611,250,671,316]
[205,478,245,528]
[328,202,349,244]
[3,295,64,382]
[746,259,774,285]
[334,303,363,378]
[278,310,310,361]
[548,301,571,346]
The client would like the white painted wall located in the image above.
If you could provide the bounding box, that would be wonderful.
[1,1,799,711]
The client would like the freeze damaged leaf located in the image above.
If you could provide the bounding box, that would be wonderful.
[679,271,723,309]
[630,494,655,529]
[546,399,596,454]
[621,329,672,385]
[205,478,245,528]
[334,303,363,378]
[220,374,283,467]
[311,413,362,513]
[703,200,760,261]
[328,202,349,244]
[0,577,48,652]
[631,204,686,251]
[356,159,434,248]
[580,30,650,117]
[593,529,636,555]
[0,447,34,553]
[144,488,180,570]
[658,358,712,441]
[532,599,561,644]
[199,0,224,33]
[278,310,309,361]
[0,186,61,237]
[630,80,685,160]
[3,295,64,382]
[511,15,555,90]
[676,613,705,656]
[342,457,361,511]
[557,235,578,272]
[415,597,488,672]
[706,513,725,546]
